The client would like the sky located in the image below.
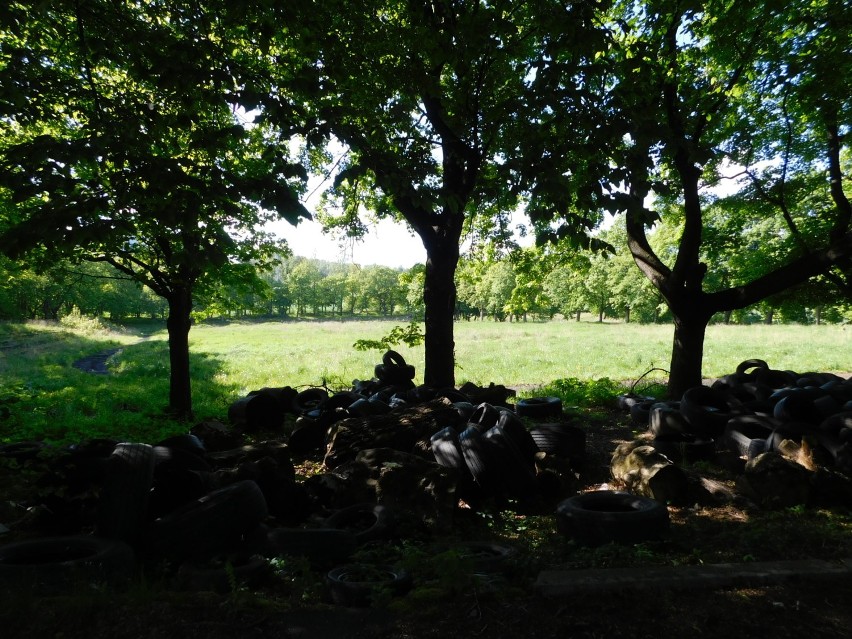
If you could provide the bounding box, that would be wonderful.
[270,215,427,269]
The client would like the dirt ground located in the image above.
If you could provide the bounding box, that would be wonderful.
[2,406,852,639]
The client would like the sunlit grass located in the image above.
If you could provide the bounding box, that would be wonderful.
[1,318,849,445]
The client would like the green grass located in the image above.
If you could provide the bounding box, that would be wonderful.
[0,318,849,445]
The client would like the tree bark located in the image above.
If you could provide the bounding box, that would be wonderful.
[668,304,712,398]
[165,287,194,420]
[422,239,459,388]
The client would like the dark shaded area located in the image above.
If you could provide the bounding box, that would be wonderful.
[72,348,122,374]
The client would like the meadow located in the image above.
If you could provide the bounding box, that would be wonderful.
[1,317,849,445]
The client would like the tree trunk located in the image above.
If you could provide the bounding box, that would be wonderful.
[576,310,581,322]
[765,309,774,325]
[667,301,712,399]
[422,242,458,388]
[625,306,631,324]
[165,287,194,420]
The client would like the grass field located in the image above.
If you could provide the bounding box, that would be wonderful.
[0,318,849,444]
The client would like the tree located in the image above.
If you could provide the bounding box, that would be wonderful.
[573,0,852,396]
[0,1,310,417]
[271,0,607,386]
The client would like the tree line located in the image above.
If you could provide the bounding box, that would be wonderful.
[1,0,850,418]
[4,211,848,325]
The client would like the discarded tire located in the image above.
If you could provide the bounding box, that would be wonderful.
[459,426,504,496]
[144,480,269,561]
[0,536,135,595]
[651,433,715,464]
[555,490,669,545]
[96,443,156,544]
[431,427,469,475]
[324,503,394,544]
[515,397,562,419]
[326,564,412,607]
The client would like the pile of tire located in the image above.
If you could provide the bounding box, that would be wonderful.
[0,433,402,595]
[619,359,852,473]
[429,398,586,507]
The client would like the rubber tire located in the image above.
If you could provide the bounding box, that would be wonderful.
[96,443,156,545]
[529,424,586,462]
[680,386,740,438]
[459,426,503,496]
[326,564,412,607]
[555,490,669,545]
[735,359,769,377]
[651,434,716,464]
[515,397,562,419]
[483,424,538,498]
[0,536,135,595]
[292,388,330,414]
[648,402,689,437]
[431,427,470,476]
[144,480,269,562]
[324,503,394,544]
[468,402,501,431]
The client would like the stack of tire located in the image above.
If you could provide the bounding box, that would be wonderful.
[430,397,586,507]
[619,359,852,473]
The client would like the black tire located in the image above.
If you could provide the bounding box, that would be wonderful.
[468,402,500,431]
[326,564,412,607]
[496,410,540,464]
[382,350,408,368]
[819,411,852,436]
[555,490,669,545]
[434,387,471,404]
[680,386,741,438]
[648,402,689,437]
[266,528,358,567]
[529,424,586,462]
[292,388,330,414]
[154,433,206,456]
[459,426,503,496]
[0,536,135,595]
[287,419,331,455]
[144,480,269,562]
[228,393,282,432]
[96,443,156,545]
[735,359,769,377]
[616,394,655,412]
[483,424,538,498]
[754,368,797,390]
[723,415,777,457]
[516,397,562,419]
[773,392,822,424]
[431,427,469,476]
[651,434,716,464]
[324,503,394,544]
[629,400,655,427]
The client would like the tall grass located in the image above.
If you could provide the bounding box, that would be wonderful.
[1,318,848,445]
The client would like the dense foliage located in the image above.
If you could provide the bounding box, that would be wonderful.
[1,0,850,411]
